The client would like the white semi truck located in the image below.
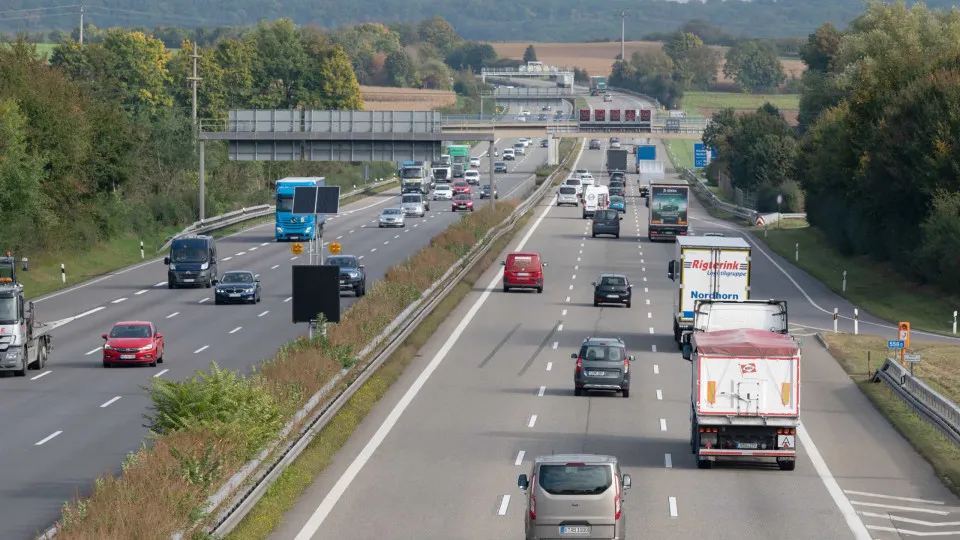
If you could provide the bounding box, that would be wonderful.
[667,236,751,346]
[0,254,53,376]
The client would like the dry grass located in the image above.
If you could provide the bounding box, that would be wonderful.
[360,85,456,111]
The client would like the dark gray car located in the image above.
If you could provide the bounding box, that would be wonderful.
[573,337,632,397]
[592,209,621,238]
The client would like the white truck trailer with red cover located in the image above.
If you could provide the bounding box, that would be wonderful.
[689,328,800,471]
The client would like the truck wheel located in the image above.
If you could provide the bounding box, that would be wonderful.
[32,346,46,370]
[778,460,796,471]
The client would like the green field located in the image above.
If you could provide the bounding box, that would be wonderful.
[682,91,800,112]
[662,139,696,170]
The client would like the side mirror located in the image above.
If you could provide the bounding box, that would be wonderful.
[359,265,365,270]
[627,284,633,288]
[629,355,635,361]
[500,261,506,266]
[570,353,578,359]
[623,474,632,489]
[255,278,260,283]
[164,256,170,265]
[156,333,163,340]
[518,474,529,490]
[211,279,218,285]
[542,262,548,267]
[682,343,692,361]
[591,282,596,287]
[667,260,676,281]
[101,334,108,340]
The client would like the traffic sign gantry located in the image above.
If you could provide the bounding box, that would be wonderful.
[329,242,341,255]
[291,242,303,255]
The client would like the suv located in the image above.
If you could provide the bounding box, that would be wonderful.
[609,171,626,184]
[592,274,632,307]
[327,254,366,296]
[503,149,516,161]
[572,337,632,397]
[518,454,632,540]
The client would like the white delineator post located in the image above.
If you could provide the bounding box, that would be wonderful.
[854,309,859,335]
[833,308,838,333]
[842,270,846,292]
[954,310,957,335]
[140,241,145,260]
[61,263,66,283]
[795,242,799,262]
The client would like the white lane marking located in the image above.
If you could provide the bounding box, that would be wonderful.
[528,415,538,428]
[574,265,579,270]
[154,281,166,287]
[258,311,269,317]
[394,235,400,239]
[577,257,581,261]
[229,327,242,334]
[153,369,169,378]
[557,324,563,332]
[384,241,389,245]
[223,256,233,261]
[85,347,101,356]
[249,247,258,251]
[865,525,960,535]
[668,497,678,517]
[571,274,576,280]
[657,389,663,400]
[497,495,511,516]
[665,453,673,468]
[546,362,553,371]
[849,501,948,515]
[552,342,558,350]
[236,251,246,256]
[654,365,660,374]
[649,327,654,334]
[75,306,105,319]
[640,259,644,263]
[358,256,365,260]
[645,299,650,305]
[648,312,652,319]
[561,309,567,316]
[413,224,419,228]
[858,511,960,527]
[291,256,299,261]
[652,344,658,353]
[193,345,209,354]
[515,451,525,466]
[271,264,280,270]
[643,277,647,282]
[100,396,121,408]
[199,298,209,304]
[284,297,292,303]
[843,491,945,505]
[35,431,62,446]
[660,419,667,431]
[288,143,585,539]
[336,236,343,240]
[565,296,570,302]
[642,267,646,272]
[166,312,179,319]
[568,285,573,290]
[349,230,355,234]
[371,248,377,252]
[261,242,269,246]
[538,386,546,397]
[111,298,127,304]
[31,370,52,381]
[134,289,148,296]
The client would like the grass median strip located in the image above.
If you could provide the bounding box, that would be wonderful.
[821,333,960,495]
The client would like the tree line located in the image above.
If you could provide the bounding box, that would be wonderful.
[703,1,960,294]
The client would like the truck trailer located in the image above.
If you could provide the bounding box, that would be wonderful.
[606,149,628,175]
[687,328,800,471]
[667,236,751,345]
[647,181,688,241]
[0,255,53,376]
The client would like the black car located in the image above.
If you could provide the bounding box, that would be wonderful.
[639,184,650,197]
[480,184,499,199]
[592,209,622,238]
[327,254,366,296]
[213,270,260,304]
[610,172,626,184]
[589,139,601,150]
[540,139,549,148]
[592,273,632,307]
[609,180,625,190]
[541,105,552,111]
[537,114,548,121]
[494,161,508,173]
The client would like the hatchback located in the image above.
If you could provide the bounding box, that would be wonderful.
[469,157,481,167]
[589,139,601,150]
[592,209,621,238]
[592,274,632,307]
[572,337,632,397]
[102,321,164,368]
[464,170,481,185]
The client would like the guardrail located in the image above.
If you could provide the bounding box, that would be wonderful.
[173,142,581,538]
[158,178,399,252]
[873,357,960,446]
[682,170,808,223]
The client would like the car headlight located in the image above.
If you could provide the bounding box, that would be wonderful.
[139,343,154,351]
[200,262,209,270]
[305,227,312,233]
[169,263,177,270]
[300,216,305,223]
[277,227,284,233]
[103,343,112,350]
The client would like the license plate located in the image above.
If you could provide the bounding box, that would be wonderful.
[229,293,241,298]
[183,279,195,283]
[120,354,135,359]
[606,294,619,298]
[340,280,346,285]
[737,442,759,449]
[516,272,529,277]
[560,526,590,535]
[587,371,605,376]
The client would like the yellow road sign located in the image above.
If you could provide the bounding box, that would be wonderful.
[291,242,303,255]
[329,242,341,255]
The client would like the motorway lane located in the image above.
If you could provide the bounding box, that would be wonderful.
[0,140,548,539]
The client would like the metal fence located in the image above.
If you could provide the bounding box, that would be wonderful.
[873,357,960,447]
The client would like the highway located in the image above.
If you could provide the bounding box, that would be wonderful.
[2,139,548,539]
[271,92,960,540]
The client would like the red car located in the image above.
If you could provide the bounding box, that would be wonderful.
[452,194,474,212]
[102,321,165,368]
[452,181,472,195]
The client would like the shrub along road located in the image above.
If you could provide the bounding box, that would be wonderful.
[3,139,544,540]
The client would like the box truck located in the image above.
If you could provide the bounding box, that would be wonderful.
[647,181,688,241]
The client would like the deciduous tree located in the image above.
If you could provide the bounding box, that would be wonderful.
[723,40,785,92]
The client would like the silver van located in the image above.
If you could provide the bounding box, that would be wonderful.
[518,454,631,540]
[400,193,429,217]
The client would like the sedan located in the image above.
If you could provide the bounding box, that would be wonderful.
[469,157,481,167]
[480,184,499,199]
[494,161,508,173]
[452,194,474,212]
[592,273,632,307]
[464,170,481,185]
[378,208,406,228]
[452,181,472,195]
[213,270,261,304]
[102,321,164,368]
[589,139,601,150]
[433,185,453,200]
[537,114,548,121]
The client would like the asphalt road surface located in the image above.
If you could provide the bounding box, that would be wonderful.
[271,94,960,540]
[2,139,550,539]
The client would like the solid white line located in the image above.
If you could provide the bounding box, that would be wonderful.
[497,495,511,516]
[287,154,584,539]
[660,418,667,431]
[31,370,52,381]
[35,431,62,445]
[154,281,166,287]
[229,327,242,334]
[166,312,179,318]
[561,309,567,316]
[665,453,673,468]
[515,451,525,466]
[85,347,101,356]
[552,342,558,350]
[258,311,269,317]
[654,365,659,374]
[134,289,148,295]
[850,501,949,515]
[843,491,945,505]
[528,415,538,428]
[74,307,105,319]
[538,386,546,397]
[652,344,658,353]
[100,396,121,408]
[153,369,169,378]
[193,345,209,354]
[668,497,678,517]
[284,297,292,303]
[546,362,553,371]
[865,525,960,536]
[657,389,663,400]
[271,264,280,270]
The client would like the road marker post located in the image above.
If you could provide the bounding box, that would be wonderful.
[842,270,846,292]
[795,242,799,262]
[140,241,145,260]
[853,309,859,335]
[60,263,65,283]
[833,308,838,333]
[954,311,957,335]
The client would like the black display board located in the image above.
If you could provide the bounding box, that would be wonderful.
[292,186,342,214]
[291,265,341,323]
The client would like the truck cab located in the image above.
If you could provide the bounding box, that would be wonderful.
[400,161,429,194]
[0,255,51,375]
[275,177,326,241]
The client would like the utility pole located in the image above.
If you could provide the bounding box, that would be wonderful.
[620,10,627,64]
[78,4,85,45]
[187,42,205,221]
[187,43,202,124]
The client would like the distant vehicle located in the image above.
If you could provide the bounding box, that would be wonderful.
[452,181,472,195]
[213,270,261,304]
[327,254,366,297]
[541,139,549,148]
[0,255,52,375]
[564,177,583,196]
[610,139,620,148]
[469,157,481,167]
[603,94,613,102]
[452,194,474,212]
[519,138,531,146]
[515,115,527,122]
[639,184,650,197]
[401,193,429,217]
[648,182,689,241]
[557,186,579,206]
[433,185,453,200]
[609,186,624,197]
[537,114,548,121]
[609,171,626,184]
[464,170,481,185]
[592,209,622,238]
[102,321,164,368]
[592,274,632,308]
[503,149,516,161]
[165,235,217,289]
[513,143,526,155]
[541,105,552,111]
[501,252,546,293]
[378,208,405,228]
[609,195,626,213]
[494,161,508,173]
[572,336,632,396]
[582,185,609,219]
[480,184,499,199]
[589,139,601,150]
[432,166,451,183]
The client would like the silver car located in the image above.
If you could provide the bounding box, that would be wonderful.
[400,193,429,217]
[378,208,405,228]
[518,454,632,540]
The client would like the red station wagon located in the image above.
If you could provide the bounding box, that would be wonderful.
[501,252,547,293]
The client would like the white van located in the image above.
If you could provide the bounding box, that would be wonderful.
[563,177,583,196]
[582,185,609,219]
[557,185,579,206]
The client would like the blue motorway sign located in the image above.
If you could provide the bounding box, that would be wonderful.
[710,147,718,160]
[888,340,905,349]
[694,143,707,168]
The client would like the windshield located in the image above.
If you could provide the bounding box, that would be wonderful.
[596,210,617,221]
[170,240,208,263]
[276,196,294,213]
[538,464,613,496]
[221,272,254,284]
[565,179,581,186]
[580,344,624,361]
[600,276,627,287]
[495,162,505,167]
[383,209,402,215]
[436,186,450,191]
[400,168,422,179]
[402,195,421,204]
[110,324,152,339]
[0,295,17,325]
[326,256,357,268]
[559,187,576,195]
[610,196,625,203]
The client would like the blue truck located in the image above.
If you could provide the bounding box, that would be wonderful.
[636,145,657,171]
[275,177,326,241]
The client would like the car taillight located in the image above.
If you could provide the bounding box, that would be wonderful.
[530,475,537,520]
[615,479,621,520]
[624,358,629,373]
[576,357,583,373]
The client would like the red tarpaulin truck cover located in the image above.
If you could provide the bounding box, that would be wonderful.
[692,328,799,358]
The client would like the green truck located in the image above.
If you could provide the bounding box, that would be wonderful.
[447,145,470,178]
[590,76,607,95]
